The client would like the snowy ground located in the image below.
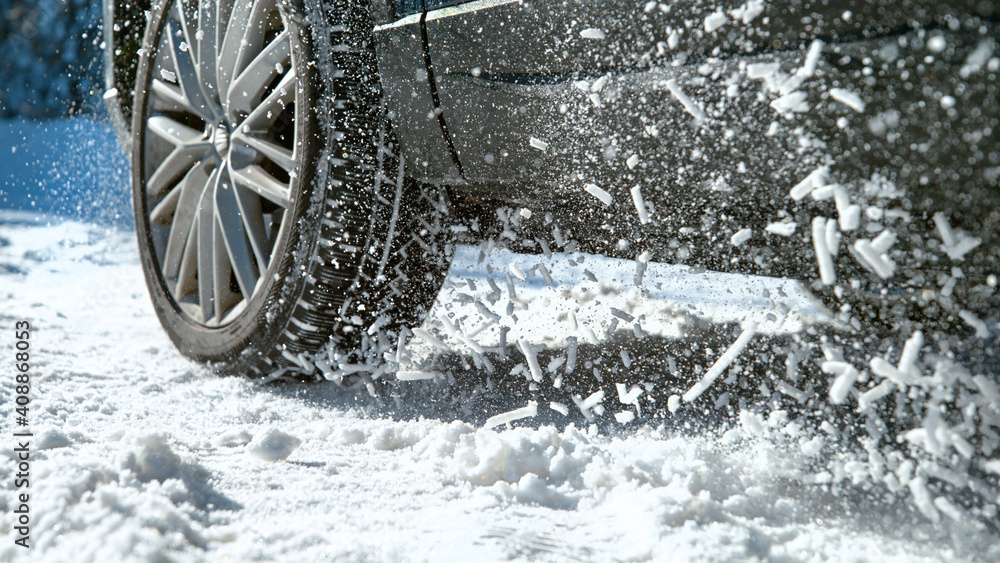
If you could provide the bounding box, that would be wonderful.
[1,211,997,562]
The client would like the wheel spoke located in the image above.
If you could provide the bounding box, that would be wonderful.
[217,0,255,98]
[197,178,218,322]
[215,165,260,298]
[230,164,291,208]
[227,167,272,270]
[147,115,205,148]
[211,216,235,322]
[241,68,296,130]
[165,20,214,122]
[175,212,200,301]
[232,131,294,172]
[151,79,202,115]
[228,30,290,115]
[149,181,183,225]
[147,143,210,197]
[197,0,219,96]
[163,162,215,278]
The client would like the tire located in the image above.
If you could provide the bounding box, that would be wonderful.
[130,0,453,378]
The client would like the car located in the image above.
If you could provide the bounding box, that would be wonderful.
[102,0,998,379]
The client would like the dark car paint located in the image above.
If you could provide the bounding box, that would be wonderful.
[374,0,996,197]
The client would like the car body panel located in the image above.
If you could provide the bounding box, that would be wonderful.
[419,0,996,196]
[373,12,466,185]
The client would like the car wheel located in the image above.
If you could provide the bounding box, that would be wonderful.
[131,0,453,377]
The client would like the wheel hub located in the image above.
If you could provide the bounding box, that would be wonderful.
[209,122,231,159]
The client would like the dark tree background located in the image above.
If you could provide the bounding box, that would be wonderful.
[0,0,103,118]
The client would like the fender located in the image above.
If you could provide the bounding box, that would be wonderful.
[372,0,465,186]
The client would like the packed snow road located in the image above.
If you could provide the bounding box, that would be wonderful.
[0,212,996,562]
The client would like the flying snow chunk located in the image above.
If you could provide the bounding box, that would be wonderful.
[731,0,765,24]
[958,310,990,338]
[103,88,119,100]
[853,239,896,279]
[584,183,613,206]
[665,78,706,121]
[730,228,752,247]
[529,137,549,151]
[765,221,797,236]
[789,166,828,200]
[626,154,640,169]
[591,75,610,92]
[509,263,527,281]
[747,62,780,79]
[770,91,809,114]
[933,212,982,261]
[960,39,995,79]
[581,389,606,410]
[704,10,727,33]
[798,40,824,78]
[683,323,758,402]
[667,394,681,413]
[246,428,302,461]
[579,28,606,40]
[822,361,860,404]
[397,370,440,381]
[614,411,636,424]
[630,185,650,224]
[484,401,538,429]
[829,88,866,112]
[549,401,569,416]
[812,217,836,285]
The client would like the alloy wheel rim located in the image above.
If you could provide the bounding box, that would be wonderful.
[140,0,299,327]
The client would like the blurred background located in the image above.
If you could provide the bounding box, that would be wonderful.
[0,0,132,225]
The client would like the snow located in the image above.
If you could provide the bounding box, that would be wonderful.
[245,428,302,461]
[665,78,706,121]
[829,88,867,112]
[529,136,548,151]
[630,184,651,224]
[765,220,797,236]
[682,323,758,403]
[730,227,752,247]
[3,213,994,561]
[583,182,613,205]
[405,243,840,364]
[704,11,727,33]
[579,28,606,40]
